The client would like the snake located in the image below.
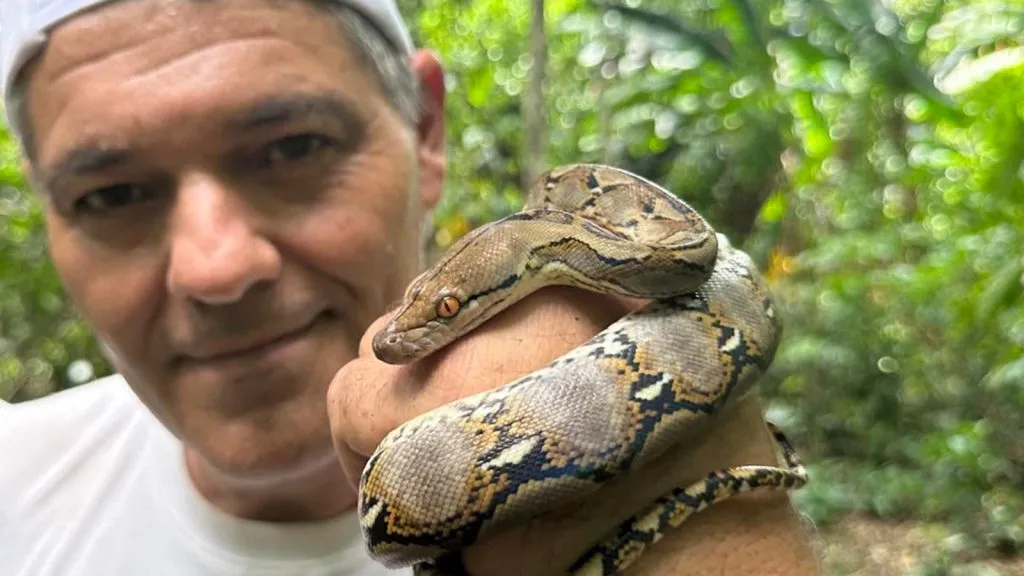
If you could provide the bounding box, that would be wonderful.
[361,163,808,575]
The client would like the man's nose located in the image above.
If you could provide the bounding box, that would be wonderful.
[166,174,281,305]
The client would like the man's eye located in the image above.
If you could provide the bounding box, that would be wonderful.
[265,134,331,166]
[74,184,152,215]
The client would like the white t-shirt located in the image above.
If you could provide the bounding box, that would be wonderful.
[0,374,407,576]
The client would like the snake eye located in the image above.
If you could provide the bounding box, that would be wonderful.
[436,296,461,319]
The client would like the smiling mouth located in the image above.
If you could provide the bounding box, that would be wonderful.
[182,313,328,366]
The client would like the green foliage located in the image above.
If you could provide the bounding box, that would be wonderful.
[768,52,1024,555]
[2,0,1023,567]
[0,122,109,401]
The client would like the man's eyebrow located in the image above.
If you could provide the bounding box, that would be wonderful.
[42,147,132,193]
[224,93,363,132]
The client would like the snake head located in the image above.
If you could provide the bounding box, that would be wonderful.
[372,269,478,364]
[371,216,531,364]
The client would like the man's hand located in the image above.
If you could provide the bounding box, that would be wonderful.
[326,287,821,575]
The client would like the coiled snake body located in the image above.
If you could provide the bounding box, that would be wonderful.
[364,164,807,574]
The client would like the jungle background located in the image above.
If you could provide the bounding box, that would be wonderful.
[1,0,1022,573]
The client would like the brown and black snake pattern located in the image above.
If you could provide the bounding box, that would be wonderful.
[364,164,808,575]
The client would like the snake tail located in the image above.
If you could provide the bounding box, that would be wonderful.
[568,421,809,575]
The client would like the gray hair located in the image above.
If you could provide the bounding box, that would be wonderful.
[6,0,422,162]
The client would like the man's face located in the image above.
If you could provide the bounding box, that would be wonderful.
[22,0,443,476]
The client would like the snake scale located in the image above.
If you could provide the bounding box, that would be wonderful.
[363,164,808,575]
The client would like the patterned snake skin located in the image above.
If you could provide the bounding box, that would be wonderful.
[363,164,808,574]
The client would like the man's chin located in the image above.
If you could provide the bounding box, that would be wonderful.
[184,421,341,485]
[180,429,357,522]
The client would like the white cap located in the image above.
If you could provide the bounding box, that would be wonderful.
[0,0,414,127]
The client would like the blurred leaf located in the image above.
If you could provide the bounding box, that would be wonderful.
[589,1,733,64]
[977,257,1023,321]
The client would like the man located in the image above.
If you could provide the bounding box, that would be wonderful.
[0,0,822,574]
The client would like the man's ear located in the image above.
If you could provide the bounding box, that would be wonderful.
[411,49,445,209]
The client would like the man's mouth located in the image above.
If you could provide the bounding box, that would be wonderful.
[179,312,329,366]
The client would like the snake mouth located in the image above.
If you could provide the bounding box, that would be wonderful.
[372,323,447,365]
[372,332,426,364]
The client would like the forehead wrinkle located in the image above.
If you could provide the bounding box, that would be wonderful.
[118,34,298,90]
[31,32,285,157]
[39,0,311,90]
[34,6,360,140]
[35,34,363,169]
